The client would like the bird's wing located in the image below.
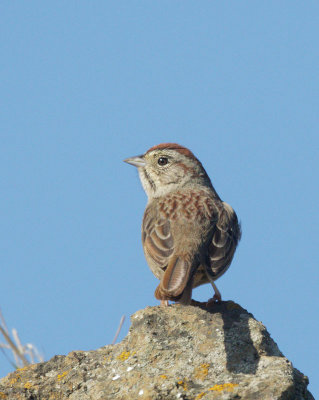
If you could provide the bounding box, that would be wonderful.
[142,202,195,300]
[143,193,222,300]
[208,202,241,279]
[142,204,174,268]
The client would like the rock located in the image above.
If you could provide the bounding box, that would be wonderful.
[0,301,313,399]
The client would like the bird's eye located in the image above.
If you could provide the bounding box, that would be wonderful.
[158,157,168,166]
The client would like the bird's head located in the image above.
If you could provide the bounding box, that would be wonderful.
[124,143,212,199]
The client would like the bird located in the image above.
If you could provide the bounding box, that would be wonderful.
[124,143,241,306]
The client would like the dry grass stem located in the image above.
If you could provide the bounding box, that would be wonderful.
[0,308,44,368]
[112,315,125,345]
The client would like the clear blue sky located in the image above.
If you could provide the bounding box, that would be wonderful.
[1,1,318,396]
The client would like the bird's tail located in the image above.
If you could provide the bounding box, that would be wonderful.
[154,255,192,301]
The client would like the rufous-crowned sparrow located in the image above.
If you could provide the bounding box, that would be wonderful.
[124,143,241,306]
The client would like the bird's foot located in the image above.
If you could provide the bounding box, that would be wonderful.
[160,300,169,307]
[206,293,222,308]
[189,299,206,307]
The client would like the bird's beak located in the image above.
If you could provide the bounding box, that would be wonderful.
[123,155,146,168]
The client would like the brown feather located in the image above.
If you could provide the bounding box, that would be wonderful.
[146,143,197,161]
[142,179,240,302]
[160,255,192,297]
[207,202,241,279]
[125,143,241,304]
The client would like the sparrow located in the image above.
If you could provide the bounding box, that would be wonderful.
[124,143,241,306]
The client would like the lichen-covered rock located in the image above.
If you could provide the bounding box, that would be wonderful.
[0,301,313,399]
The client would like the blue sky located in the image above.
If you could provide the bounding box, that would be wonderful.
[1,1,318,396]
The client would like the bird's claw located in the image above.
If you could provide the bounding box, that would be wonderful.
[206,294,222,308]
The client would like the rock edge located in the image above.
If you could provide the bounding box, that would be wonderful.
[0,301,314,400]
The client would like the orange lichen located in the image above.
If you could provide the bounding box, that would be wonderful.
[159,375,167,379]
[24,382,32,389]
[16,367,28,373]
[9,374,21,385]
[209,383,238,392]
[194,363,210,380]
[177,379,188,391]
[116,351,136,361]
[195,392,206,399]
[0,392,8,399]
[57,371,69,381]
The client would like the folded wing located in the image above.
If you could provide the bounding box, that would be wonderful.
[208,202,241,279]
[142,204,193,300]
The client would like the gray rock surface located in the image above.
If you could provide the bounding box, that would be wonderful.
[0,301,313,399]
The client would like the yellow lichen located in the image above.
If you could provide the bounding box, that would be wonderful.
[48,394,64,400]
[16,367,28,373]
[195,392,206,399]
[159,375,167,379]
[9,374,21,385]
[57,371,69,381]
[116,351,136,361]
[177,379,188,391]
[209,383,238,392]
[194,363,210,380]
[24,382,32,389]
[0,392,8,399]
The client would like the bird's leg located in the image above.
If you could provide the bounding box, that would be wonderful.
[177,276,193,305]
[203,260,222,306]
[207,281,222,304]
[160,300,169,307]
